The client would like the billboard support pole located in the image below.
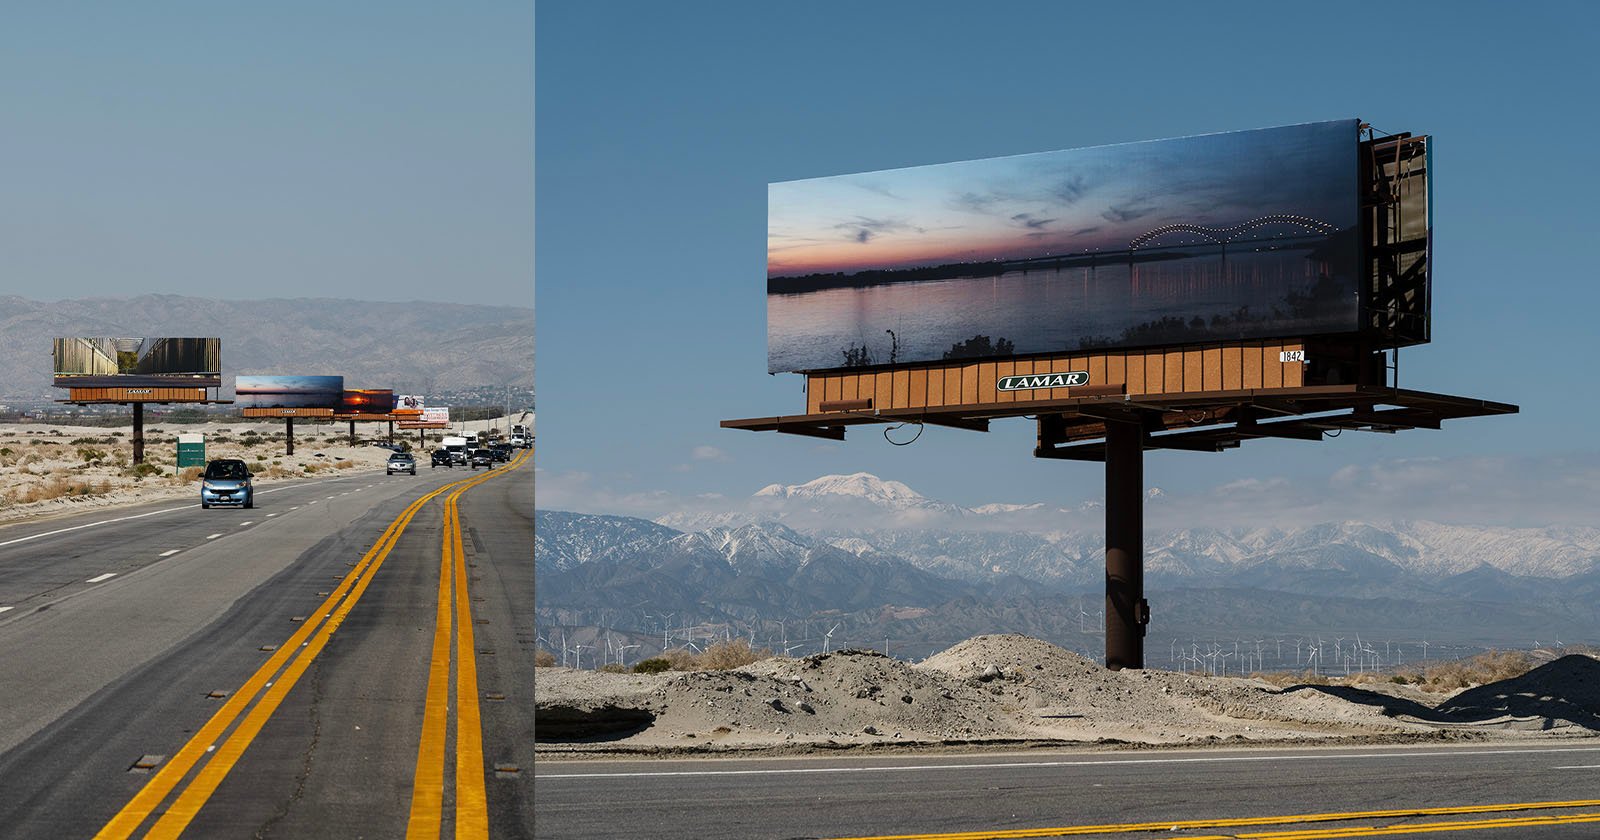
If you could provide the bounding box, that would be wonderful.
[388,419,394,443]
[285,417,295,456]
[418,427,425,449]
[1104,417,1146,670]
[348,420,356,445]
[131,402,145,465]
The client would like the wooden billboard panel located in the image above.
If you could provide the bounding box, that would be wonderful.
[805,338,1336,415]
[67,387,207,403]
[241,407,335,418]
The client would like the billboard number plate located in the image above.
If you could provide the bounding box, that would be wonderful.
[997,371,1089,392]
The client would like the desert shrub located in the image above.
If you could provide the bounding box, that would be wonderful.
[255,454,267,461]
[1412,649,1535,691]
[658,648,702,671]
[77,447,107,464]
[631,658,671,674]
[597,663,627,674]
[334,460,355,470]
[697,639,771,670]
[179,466,203,482]
[0,447,10,456]
[12,476,106,502]
[534,649,557,668]
[126,462,162,478]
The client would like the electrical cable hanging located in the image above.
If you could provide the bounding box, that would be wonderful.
[883,421,923,446]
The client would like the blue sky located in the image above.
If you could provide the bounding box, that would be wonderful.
[1,3,532,305]
[541,1,1593,524]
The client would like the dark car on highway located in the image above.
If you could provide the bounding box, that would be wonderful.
[200,458,254,509]
[431,449,453,469]
[468,448,495,470]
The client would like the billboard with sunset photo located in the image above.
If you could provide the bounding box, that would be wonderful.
[767,120,1362,373]
[339,389,395,416]
[235,375,344,409]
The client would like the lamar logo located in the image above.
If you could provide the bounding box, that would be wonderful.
[997,371,1089,392]
[125,389,153,394]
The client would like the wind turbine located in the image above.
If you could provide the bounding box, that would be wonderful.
[823,623,842,654]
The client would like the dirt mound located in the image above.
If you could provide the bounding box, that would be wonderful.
[534,636,1600,754]
[916,633,1100,680]
[1438,654,1600,730]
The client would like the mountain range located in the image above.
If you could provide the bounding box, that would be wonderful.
[0,294,533,402]
[536,472,1600,661]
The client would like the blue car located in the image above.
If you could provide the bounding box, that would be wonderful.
[200,458,254,509]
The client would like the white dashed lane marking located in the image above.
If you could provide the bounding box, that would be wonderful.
[205,533,222,540]
[86,573,117,584]
[238,521,252,526]
[159,549,181,557]
[0,606,13,613]
[266,513,277,518]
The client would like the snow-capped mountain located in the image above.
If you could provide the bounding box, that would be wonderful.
[753,472,966,514]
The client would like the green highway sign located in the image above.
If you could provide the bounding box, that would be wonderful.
[997,371,1089,392]
[176,433,206,468]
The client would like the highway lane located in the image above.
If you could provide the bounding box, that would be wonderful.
[0,452,533,838]
[533,742,1600,839]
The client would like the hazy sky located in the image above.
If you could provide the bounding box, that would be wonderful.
[537,1,1600,526]
[0,3,532,305]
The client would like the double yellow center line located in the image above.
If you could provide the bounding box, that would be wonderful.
[96,450,528,839]
[406,453,513,837]
[826,798,1600,840]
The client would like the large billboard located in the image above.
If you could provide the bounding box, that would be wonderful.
[235,375,344,409]
[393,394,425,416]
[767,120,1362,373]
[53,337,222,387]
[339,389,394,416]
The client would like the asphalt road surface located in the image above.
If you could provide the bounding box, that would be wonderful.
[0,450,533,838]
[533,742,1600,839]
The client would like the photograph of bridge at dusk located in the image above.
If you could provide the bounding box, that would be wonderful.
[767,119,1363,373]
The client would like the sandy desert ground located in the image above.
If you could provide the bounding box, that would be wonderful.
[0,417,518,527]
[534,635,1600,756]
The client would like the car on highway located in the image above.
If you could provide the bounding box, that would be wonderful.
[431,449,453,469]
[468,448,495,470]
[489,443,512,462]
[200,458,254,509]
[386,452,416,475]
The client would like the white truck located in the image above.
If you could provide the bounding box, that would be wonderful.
[441,435,470,465]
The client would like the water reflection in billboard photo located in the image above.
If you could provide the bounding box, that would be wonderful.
[234,375,345,409]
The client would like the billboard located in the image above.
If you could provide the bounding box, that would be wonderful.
[420,406,450,424]
[53,337,222,387]
[767,120,1362,373]
[235,375,344,409]
[393,394,426,416]
[339,389,394,416]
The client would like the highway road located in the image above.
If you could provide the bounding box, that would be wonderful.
[0,449,534,838]
[534,742,1600,839]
